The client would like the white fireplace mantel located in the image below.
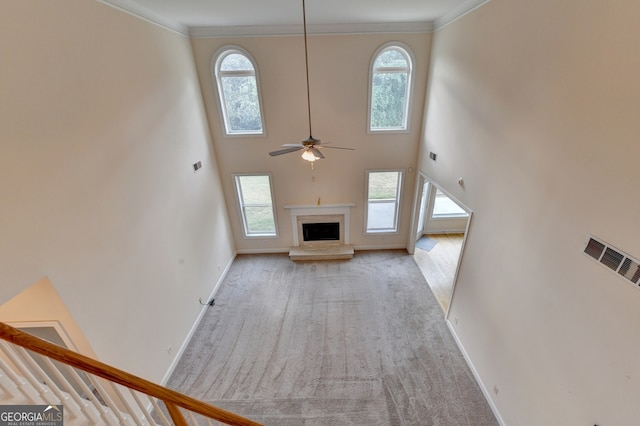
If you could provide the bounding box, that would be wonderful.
[284,203,355,246]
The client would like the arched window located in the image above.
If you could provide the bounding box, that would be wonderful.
[213,47,264,135]
[368,43,413,132]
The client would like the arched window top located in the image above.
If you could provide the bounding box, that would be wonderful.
[219,52,254,72]
[213,46,265,136]
[369,43,414,132]
[373,48,410,69]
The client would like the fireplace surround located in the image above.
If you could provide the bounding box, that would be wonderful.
[285,203,354,246]
[285,203,355,260]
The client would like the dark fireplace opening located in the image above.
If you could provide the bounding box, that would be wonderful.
[302,222,340,242]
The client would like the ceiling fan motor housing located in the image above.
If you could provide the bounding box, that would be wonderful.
[303,136,320,146]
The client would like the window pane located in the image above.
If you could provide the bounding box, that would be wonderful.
[374,49,408,68]
[432,189,468,217]
[236,175,276,237]
[215,49,264,136]
[244,206,276,234]
[221,76,262,132]
[371,72,407,129]
[237,175,272,204]
[367,171,401,233]
[368,171,399,199]
[220,53,254,71]
[367,201,396,229]
[369,45,412,132]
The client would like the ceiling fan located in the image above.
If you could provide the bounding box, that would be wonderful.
[268,0,354,167]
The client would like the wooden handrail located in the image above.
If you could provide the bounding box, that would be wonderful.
[0,322,261,426]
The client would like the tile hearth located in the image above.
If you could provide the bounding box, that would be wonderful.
[289,244,354,261]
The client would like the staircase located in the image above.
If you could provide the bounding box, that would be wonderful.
[0,322,261,426]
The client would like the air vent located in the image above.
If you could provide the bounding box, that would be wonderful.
[583,235,640,287]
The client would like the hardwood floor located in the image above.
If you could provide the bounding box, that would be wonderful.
[413,233,464,313]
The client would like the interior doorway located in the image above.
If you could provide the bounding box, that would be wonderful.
[7,321,96,398]
[411,174,471,315]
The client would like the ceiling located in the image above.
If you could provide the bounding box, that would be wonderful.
[100,0,489,36]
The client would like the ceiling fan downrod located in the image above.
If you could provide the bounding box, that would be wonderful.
[302,0,313,139]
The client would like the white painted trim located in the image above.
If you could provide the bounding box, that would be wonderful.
[238,244,409,253]
[354,244,406,251]
[98,0,189,36]
[284,203,357,209]
[98,0,491,37]
[191,22,433,38]
[161,253,236,386]
[446,320,506,426]
[7,320,78,352]
[285,204,356,246]
[423,229,468,234]
[236,248,290,254]
[434,0,492,31]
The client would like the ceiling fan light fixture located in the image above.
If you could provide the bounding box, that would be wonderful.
[301,149,317,162]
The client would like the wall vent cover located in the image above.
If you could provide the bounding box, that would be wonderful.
[583,235,640,287]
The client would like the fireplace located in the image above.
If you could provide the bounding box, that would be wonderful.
[285,203,355,251]
[296,214,345,247]
[302,222,340,242]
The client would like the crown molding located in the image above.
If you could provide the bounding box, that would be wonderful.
[98,0,490,38]
[190,22,433,38]
[434,0,491,30]
[98,0,189,36]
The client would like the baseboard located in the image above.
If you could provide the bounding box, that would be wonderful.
[445,319,506,426]
[424,230,466,235]
[353,244,407,251]
[236,246,408,254]
[161,252,237,386]
[236,248,289,254]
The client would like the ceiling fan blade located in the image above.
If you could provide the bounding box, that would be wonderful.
[269,146,303,156]
[321,146,355,151]
[281,143,305,147]
[310,147,324,159]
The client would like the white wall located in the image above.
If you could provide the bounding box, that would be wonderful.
[190,32,431,251]
[0,0,234,383]
[0,278,98,360]
[422,0,640,423]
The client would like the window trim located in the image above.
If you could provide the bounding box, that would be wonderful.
[233,173,278,238]
[367,42,415,134]
[364,169,404,234]
[212,46,266,137]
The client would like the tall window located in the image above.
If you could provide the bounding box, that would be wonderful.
[369,43,413,132]
[366,170,403,233]
[233,174,277,237]
[214,47,264,135]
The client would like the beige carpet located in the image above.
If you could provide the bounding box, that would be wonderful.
[166,250,497,425]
